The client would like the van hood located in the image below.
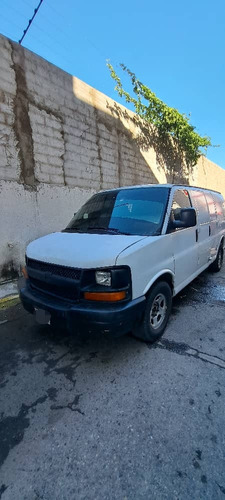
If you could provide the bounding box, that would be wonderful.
[26,232,146,268]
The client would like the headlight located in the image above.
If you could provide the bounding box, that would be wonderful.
[95,271,111,287]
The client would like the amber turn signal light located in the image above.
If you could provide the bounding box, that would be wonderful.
[22,266,28,280]
[84,291,126,302]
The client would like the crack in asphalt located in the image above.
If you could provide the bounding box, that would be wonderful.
[42,351,81,387]
[149,338,225,369]
[216,482,225,495]
[51,394,85,415]
[51,404,85,415]
[43,351,71,374]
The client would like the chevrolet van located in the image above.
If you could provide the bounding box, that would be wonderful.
[20,184,225,342]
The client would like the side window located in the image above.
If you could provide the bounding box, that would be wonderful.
[171,189,191,216]
[223,201,225,219]
[213,193,224,222]
[168,189,191,232]
[205,193,217,222]
[190,190,209,224]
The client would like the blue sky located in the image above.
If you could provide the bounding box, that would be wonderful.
[1,0,225,168]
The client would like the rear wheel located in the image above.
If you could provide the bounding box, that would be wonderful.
[133,281,172,343]
[209,243,224,273]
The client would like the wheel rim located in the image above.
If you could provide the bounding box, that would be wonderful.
[150,293,167,330]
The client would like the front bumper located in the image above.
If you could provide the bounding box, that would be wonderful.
[19,282,146,336]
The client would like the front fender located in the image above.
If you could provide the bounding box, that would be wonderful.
[143,269,175,296]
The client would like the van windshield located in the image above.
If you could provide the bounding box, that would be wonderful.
[64,187,170,236]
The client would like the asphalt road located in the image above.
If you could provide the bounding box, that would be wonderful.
[0,267,225,500]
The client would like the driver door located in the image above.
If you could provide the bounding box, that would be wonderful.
[167,189,198,291]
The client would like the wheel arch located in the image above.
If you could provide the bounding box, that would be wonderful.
[143,270,175,297]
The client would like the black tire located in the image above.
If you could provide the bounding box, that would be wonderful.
[209,243,224,273]
[133,281,172,343]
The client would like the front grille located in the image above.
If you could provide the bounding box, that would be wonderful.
[30,277,78,301]
[27,258,81,301]
[27,258,82,281]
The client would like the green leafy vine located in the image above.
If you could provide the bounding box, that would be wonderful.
[107,62,212,167]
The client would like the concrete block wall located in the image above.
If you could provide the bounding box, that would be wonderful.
[0,34,224,279]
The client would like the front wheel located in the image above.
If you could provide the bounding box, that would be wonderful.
[209,243,224,273]
[133,281,172,343]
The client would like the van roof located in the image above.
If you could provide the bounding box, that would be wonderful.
[101,184,222,195]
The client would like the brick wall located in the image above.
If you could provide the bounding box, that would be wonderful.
[0,34,224,279]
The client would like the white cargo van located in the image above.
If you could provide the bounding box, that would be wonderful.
[20,184,225,342]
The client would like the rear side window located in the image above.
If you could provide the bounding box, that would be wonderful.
[205,193,217,221]
[223,201,225,218]
[190,190,209,224]
[213,193,224,221]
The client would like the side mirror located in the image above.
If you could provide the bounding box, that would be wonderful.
[172,208,196,229]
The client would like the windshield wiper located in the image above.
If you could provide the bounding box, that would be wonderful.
[62,227,85,233]
[108,227,131,235]
[86,226,131,235]
[63,226,132,235]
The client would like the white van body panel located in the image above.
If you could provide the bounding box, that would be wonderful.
[204,191,218,261]
[189,189,210,268]
[116,222,214,299]
[26,232,146,269]
[213,192,225,251]
[116,235,175,299]
[165,226,198,291]
[162,185,225,293]
[116,184,225,301]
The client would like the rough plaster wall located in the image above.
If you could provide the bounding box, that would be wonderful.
[191,156,225,195]
[0,34,224,279]
[0,38,19,182]
[0,182,95,279]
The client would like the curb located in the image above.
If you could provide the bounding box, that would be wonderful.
[0,294,20,309]
[0,294,19,303]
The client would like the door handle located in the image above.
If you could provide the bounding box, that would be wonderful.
[209,225,211,236]
[196,229,199,242]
